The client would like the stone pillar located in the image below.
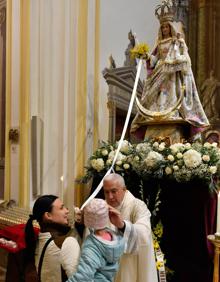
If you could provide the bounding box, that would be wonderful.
[107,100,116,143]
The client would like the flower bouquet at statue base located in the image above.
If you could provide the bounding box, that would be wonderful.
[130,43,150,60]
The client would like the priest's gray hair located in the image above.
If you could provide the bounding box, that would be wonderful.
[103,173,126,188]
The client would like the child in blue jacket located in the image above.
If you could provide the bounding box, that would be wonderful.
[67,198,124,282]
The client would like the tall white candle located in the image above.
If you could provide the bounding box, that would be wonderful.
[217,192,220,234]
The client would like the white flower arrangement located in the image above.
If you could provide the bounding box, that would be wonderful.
[81,140,220,191]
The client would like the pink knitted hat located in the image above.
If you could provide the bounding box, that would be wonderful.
[84,199,109,229]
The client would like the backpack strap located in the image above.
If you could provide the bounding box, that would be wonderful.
[53,234,69,282]
[38,237,53,282]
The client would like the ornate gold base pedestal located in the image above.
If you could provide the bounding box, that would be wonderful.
[207,235,220,282]
[144,120,189,144]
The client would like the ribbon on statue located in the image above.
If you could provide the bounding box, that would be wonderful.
[81,59,143,210]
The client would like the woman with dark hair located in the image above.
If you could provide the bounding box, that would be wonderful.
[25,195,80,282]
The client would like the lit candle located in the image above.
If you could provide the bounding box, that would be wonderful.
[217,192,220,234]
[60,175,64,201]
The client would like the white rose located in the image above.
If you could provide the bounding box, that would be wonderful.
[116,160,122,166]
[106,159,112,165]
[108,150,115,160]
[209,166,217,174]
[115,165,122,171]
[165,167,172,175]
[177,160,184,166]
[173,165,179,171]
[96,159,105,170]
[158,143,165,151]
[153,142,159,148]
[204,142,212,148]
[101,149,108,156]
[171,147,178,154]
[170,143,184,153]
[212,142,218,147]
[118,140,131,154]
[117,152,127,161]
[202,155,210,162]
[185,143,191,149]
[176,153,183,159]
[90,159,96,167]
[134,155,140,161]
[167,155,175,162]
[123,163,130,169]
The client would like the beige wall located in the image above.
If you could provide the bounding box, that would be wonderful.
[4,0,162,208]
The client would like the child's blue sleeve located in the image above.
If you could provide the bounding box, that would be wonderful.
[66,243,102,282]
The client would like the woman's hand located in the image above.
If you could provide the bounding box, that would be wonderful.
[74,207,84,224]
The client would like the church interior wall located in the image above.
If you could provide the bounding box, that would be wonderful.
[1,0,220,209]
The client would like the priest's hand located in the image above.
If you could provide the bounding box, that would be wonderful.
[108,205,125,229]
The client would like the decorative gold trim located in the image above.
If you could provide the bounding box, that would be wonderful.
[4,0,12,201]
[93,0,100,151]
[19,0,30,207]
[75,0,88,207]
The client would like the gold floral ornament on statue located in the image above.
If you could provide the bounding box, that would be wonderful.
[130,43,150,60]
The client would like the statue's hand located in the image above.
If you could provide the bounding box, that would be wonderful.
[140,52,149,60]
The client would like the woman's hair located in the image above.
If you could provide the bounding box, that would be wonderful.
[24,195,58,262]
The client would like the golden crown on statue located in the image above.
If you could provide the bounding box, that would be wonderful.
[155,0,176,23]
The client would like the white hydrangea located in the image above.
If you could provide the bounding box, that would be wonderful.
[144,151,164,168]
[108,151,126,162]
[90,158,105,172]
[183,149,202,168]
[136,143,151,153]
[170,143,185,153]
